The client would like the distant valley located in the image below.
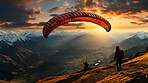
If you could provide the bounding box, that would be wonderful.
[0,31,148,82]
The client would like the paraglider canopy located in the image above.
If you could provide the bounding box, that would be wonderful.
[43,11,111,38]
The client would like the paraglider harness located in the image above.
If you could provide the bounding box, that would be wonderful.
[76,58,90,73]
[83,61,88,71]
[82,57,89,71]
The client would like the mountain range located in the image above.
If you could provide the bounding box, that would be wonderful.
[0,31,147,82]
[119,32,148,50]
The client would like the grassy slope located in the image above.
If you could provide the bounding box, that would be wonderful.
[37,52,148,83]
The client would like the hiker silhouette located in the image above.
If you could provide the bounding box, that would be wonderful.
[114,46,124,71]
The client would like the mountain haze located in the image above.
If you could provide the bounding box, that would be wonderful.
[0,31,147,82]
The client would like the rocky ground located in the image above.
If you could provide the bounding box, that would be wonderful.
[37,52,148,83]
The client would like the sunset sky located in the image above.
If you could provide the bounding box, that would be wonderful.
[0,0,148,32]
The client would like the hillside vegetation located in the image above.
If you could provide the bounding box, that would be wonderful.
[37,51,148,83]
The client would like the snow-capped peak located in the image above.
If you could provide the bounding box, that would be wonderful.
[0,30,84,46]
[132,32,148,40]
[0,30,42,46]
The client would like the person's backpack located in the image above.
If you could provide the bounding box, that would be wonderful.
[118,50,124,59]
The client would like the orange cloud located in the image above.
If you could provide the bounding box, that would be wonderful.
[32,7,43,15]
[132,1,140,3]
[47,7,62,13]
[34,18,41,20]
[36,0,44,3]
[63,1,69,6]
[36,0,44,6]
[0,23,6,26]
[122,16,143,21]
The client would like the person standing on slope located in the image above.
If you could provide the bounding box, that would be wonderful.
[114,46,124,71]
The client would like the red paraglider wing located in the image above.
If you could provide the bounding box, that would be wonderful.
[43,11,111,38]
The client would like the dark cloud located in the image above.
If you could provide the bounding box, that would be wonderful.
[123,16,148,25]
[99,0,148,15]
[137,19,148,25]
[66,0,148,26]
[123,16,143,21]
[141,19,148,22]
[50,14,59,17]
[63,7,75,12]
[64,0,97,12]
[47,7,62,13]
[35,22,47,26]
[68,0,148,16]
[0,0,34,7]
[130,22,145,25]
[85,0,97,7]
[0,0,42,28]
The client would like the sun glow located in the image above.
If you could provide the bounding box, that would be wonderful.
[98,27,106,31]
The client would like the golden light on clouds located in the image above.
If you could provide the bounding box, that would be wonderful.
[36,0,44,3]
[63,1,69,6]
[132,1,140,3]
[1,0,147,31]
